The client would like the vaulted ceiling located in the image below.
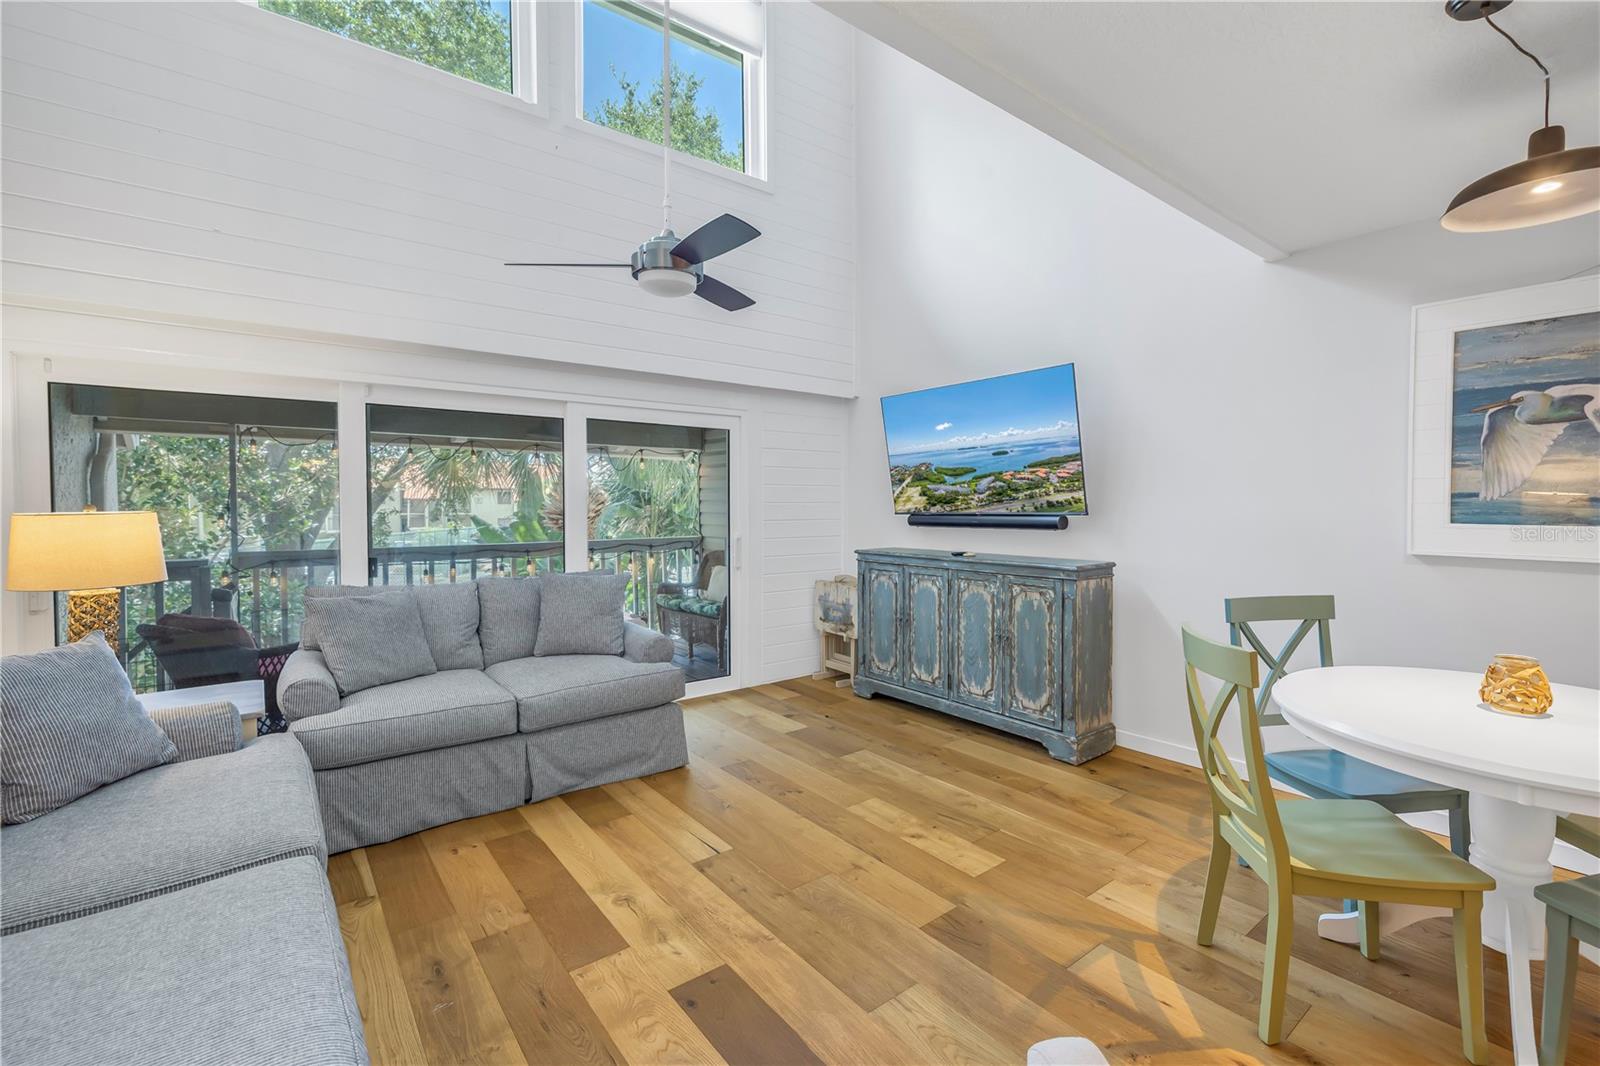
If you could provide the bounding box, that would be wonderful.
[825,1,1600,260]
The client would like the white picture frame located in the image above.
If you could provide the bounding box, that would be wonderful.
[1408,275,1600,565]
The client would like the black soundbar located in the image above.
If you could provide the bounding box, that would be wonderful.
[907,512,1069,530]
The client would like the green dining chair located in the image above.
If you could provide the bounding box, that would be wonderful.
[1556,813,1600,859]
[1182,625,1494,1063]
[1225,595,1471,859]
[1536,872,1599,1066]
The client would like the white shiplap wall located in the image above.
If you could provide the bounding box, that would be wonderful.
[0,0,855,683]
[1,0,856,396]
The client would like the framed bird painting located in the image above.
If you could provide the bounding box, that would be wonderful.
[1409,275,1600,564]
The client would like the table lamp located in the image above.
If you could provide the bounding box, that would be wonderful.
[6,510,168,653]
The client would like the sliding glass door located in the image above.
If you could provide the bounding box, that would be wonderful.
[47,383,339,693]
[366,404,566,583]
[587,418,731,682]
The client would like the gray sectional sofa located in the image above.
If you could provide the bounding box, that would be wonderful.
[278,575,689,853]
[0,703,367,1066]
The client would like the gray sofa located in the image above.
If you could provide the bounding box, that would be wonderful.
[279,577,689,853]
[0,702,368,1066]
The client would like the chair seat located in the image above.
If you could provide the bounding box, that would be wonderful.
[1535,873,1600,935]
[1277,798,1494,892]
[1266,747,1462,806]
[658,594,722,618]
[1556,813,1600,858]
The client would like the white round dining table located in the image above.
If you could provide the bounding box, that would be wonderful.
[1273,665,1599,1066]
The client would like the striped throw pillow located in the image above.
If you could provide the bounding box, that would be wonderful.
[1,632,178,824]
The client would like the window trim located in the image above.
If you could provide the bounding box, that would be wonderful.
[575,0,767,180]
[246,0,539,111]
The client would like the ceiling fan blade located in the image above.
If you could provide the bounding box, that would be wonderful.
[696,275,755,312]
[504,262,631,267]
[671,214,760,265]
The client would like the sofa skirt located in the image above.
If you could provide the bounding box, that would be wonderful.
[315,703,688,853]
[315,734,529,854]
[527,702,688,803]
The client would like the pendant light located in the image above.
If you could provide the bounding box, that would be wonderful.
[1441,0,1600,232]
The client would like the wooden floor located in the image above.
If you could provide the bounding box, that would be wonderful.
[330,677,1599,1065]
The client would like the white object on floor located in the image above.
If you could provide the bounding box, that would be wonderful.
[1275,665,1600,1066]
[1026,1038,1109,1066]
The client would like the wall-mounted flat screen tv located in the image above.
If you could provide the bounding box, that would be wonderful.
[880,363,1088,517]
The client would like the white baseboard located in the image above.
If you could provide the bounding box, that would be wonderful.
[1112,730,1598,876]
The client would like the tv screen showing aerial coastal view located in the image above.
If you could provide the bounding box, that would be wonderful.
[881,363,1088,516]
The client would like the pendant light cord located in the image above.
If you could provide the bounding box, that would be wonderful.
[1483,12,1551,128]
[661,0,673,233]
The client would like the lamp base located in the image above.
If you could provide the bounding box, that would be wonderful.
[66,587,122,652]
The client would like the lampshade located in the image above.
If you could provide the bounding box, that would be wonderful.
[1442,125,1600,232]
[6,511,168,591]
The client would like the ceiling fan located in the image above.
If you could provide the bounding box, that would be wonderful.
[505,0,760,310]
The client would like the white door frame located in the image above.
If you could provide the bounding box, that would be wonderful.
[572,401,748,698]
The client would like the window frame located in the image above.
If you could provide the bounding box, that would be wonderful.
[574,0,767,180]
[248,0,539,109]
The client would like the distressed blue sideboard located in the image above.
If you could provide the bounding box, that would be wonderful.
[853,548,1114,764]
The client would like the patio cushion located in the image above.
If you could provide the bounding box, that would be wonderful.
[0,853,368,1066]
[659,594,722,618]
[1,734,324,935]
[290,670,516,770]
[485,655,685,734]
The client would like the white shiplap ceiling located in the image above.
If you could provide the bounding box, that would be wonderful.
[825,0,1600,260]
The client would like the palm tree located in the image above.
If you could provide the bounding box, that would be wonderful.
[588,449,700,621]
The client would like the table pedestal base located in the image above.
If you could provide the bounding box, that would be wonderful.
[1315,903,1449,944]
[1471,794,1555,1066]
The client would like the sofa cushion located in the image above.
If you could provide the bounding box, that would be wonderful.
[486,655,685,734]
[412,582,485,671]
[305,593,437,696]
[477,576,541,666]
[534,572,630,657]
[289,670,516,770]
[0,854,369,1066]
[0,734,324,935]
[305,583,485,671]
[1,633,177,825]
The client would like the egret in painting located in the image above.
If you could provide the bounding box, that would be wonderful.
[1470,383,1600,500]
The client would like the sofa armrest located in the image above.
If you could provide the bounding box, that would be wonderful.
[151,700,244,762]
[623,621,674,664]
[278,649,342,721]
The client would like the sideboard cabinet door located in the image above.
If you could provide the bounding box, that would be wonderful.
[951,573,1002,713]
[1001,577,1063,728]
[903,567,950,696]
[861,563,904,684]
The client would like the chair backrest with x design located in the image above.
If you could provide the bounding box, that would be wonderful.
[1223,595,1335,728]
[1182,626,1288,873]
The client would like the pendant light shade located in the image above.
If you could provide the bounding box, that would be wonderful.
[1440,1,1600,232]
[1443,125,1600,232]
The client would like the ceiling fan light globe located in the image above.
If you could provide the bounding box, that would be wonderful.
[636,268,698,298]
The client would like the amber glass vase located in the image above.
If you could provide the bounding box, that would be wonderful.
[1480,654,1554,716]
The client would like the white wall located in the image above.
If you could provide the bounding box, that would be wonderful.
[848,35,1600,766]
[0,0,855,397]
[0,0,854,683]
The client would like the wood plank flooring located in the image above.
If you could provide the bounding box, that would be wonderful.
[332,677,1599,1065]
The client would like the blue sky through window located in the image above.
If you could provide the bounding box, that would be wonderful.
[582,1,744,163]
